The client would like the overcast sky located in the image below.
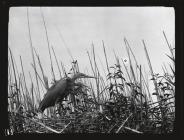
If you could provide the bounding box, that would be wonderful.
[8,7,175,98]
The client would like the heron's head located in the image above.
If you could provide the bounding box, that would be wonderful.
[71,73,96,81]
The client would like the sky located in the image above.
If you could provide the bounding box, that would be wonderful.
[8,7,175,99]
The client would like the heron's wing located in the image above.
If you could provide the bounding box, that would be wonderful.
[48,80,60,91]
[38,79,68,112]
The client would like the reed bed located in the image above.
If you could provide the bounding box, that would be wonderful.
[7,9,175,134]
[7,30,175,134]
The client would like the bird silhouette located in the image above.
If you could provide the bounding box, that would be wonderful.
[38,73,96,113]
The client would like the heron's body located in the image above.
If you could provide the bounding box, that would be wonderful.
[38,78,70,113]
[38,73,95,113]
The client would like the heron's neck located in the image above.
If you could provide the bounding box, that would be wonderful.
[71,75,78,81]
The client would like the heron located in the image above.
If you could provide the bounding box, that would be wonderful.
[38,72,96,113]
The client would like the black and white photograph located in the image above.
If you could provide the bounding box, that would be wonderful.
[7,7,175,134]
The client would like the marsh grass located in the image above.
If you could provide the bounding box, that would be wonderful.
[7,32,175,134]
[7,8,175,134]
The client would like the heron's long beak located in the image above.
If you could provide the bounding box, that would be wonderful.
[84,75,97,79]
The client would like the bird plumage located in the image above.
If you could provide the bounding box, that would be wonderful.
[38,78,69,113]
[38,73,96,113]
